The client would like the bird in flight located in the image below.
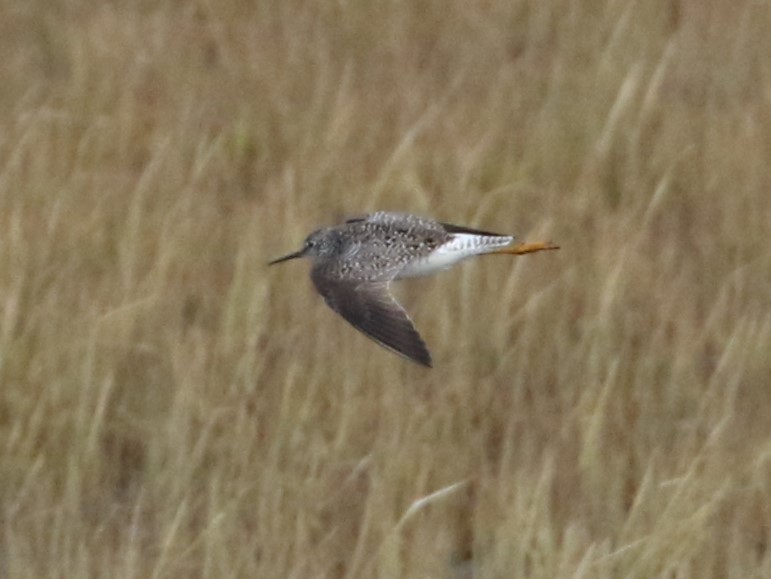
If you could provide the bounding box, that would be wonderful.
[269,211,558,367]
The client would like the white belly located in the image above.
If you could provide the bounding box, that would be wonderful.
[396,234,514,279]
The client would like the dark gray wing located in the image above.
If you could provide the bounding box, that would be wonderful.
[347,212,507,238]
[350,212,446,235]
[311,267,432,367]
[439,222,510,237]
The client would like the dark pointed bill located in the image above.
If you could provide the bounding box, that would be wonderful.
[268,249,305,266]
[310,267,432,367]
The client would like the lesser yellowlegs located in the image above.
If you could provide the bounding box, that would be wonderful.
[269,211,558,367]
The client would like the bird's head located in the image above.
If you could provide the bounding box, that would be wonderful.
[268,228,339,265]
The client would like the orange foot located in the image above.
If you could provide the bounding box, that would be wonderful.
[494,241,560,256]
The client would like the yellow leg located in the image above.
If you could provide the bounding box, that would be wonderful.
[492,241,560,255]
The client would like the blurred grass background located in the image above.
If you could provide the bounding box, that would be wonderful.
[1,0,770,577]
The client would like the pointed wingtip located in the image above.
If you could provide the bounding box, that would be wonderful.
[413,351,433,368]
[398,330,433,368]
[410,343,433,367]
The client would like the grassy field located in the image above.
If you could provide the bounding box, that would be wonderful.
[1,0,770,577]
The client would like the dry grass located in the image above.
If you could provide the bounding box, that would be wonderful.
[1,0,771,577]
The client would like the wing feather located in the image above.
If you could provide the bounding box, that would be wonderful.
[311,268,432,367]
[439,222,510,237]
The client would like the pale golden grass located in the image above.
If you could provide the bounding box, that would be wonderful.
[1,0,770,577]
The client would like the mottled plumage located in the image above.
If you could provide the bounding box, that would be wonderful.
[269,211,558,367]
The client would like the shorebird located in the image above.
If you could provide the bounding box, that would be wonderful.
[268,211,558,367]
